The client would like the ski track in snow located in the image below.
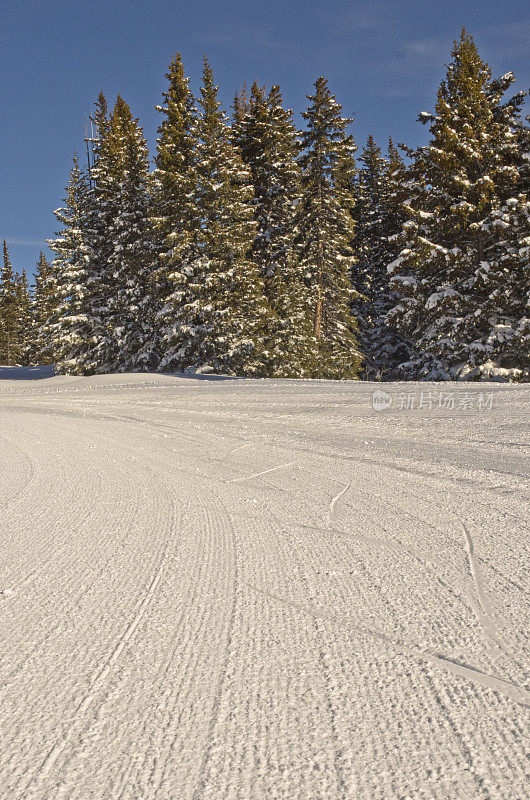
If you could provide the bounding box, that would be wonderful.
[231,461,297,482]
[329,480,352,522]
[18,509,189,797]
[0,369,528,800]
[462,522,492,620]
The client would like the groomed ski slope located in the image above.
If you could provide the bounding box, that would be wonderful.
[0,369,528,800]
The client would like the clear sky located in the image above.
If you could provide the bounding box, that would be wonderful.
[1,0,528,279]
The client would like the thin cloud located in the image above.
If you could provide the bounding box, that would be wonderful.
[401,37,450,64]
[327,0,403,36]
[478,19,530,62]
[401,19,530,71]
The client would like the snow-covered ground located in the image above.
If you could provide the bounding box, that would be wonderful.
[0,368,528,800]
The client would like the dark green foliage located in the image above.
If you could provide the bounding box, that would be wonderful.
[351,136,410,379]
[45,156,92,373]
[29,253,56,364]
[388,29,529,381]
[159,58,269,375]
[0,241,22,365]
[234,82,315,375]
[15,269,32,365]
[152,53,202,370]
[295,77,362,379]
[100,97,153,372]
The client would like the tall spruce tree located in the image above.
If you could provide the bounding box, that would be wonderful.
[351,136,409,379]
[160,58,269,375]
[152,53,201,371]
[16,269,32,365]
[100,96,152,372]
[57,94,153,374]
[0,241,21,365]
[30,252,56,364]
[468,74,530,379]
[387,29,528,380]
[296,77,362,379]
[75,92,116,373]
[45,156,91,373]
[234,82,315,375]
[236,83,301,288]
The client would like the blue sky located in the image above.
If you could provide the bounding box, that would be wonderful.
[1,0,528,279]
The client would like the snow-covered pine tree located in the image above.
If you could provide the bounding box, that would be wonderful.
[296,77,362,379]
[74,92,118,373]
[16,269,32,365]
[468,74,529,379]
[163,58,269,375]
[236,83,300,288]
[234,82,315,376]
[387,29,528,380]
[0,241,22,365]
[100,96,152,372]
[351,136,409,379]
[151,53,201,372]
[45,156,92,373]
[29,252,56,364]
[60,94,152,374]
[386,137,410,250]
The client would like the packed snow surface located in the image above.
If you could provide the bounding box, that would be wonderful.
[0,369,528,800]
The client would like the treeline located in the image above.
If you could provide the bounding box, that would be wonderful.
[1,29,528,380]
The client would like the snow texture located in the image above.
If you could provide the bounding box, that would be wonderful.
[0,368,528,799]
